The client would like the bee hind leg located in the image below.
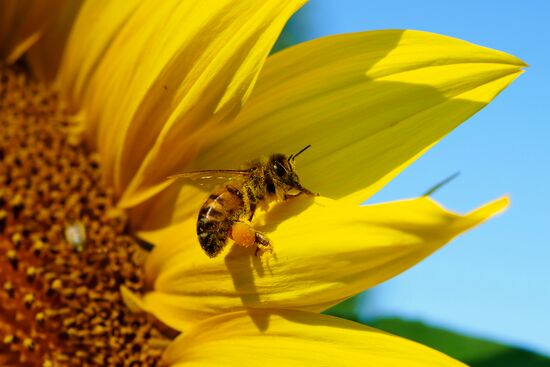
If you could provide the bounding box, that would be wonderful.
[230,221,272,256]
[254,231,272,256]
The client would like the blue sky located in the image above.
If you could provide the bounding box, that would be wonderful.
[287,0,550,354]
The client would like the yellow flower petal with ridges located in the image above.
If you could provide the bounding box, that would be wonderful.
[58,0,306,204]
[0,1,525,366]
[163,310,466,367]
[141,196,507,331]
[190,30,525,204]
[57,0,142,111]
[117,0,306,207]
[132,30,524,233]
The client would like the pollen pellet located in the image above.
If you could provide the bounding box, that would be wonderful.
[0,65,164,366]
[231,222,257,247]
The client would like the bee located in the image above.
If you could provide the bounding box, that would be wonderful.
[169,145,315,258]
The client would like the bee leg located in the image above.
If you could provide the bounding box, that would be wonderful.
[284,187,317,200]
[248,202,257,221]
[254,231,272,256]
[230,222,272,256]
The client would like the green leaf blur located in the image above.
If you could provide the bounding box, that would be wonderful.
[324,296,549,366]
[370,318,550,367]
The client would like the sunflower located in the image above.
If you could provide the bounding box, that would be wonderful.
[0,1,525,366]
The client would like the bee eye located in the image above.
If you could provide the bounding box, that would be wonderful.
[273,162,286,177]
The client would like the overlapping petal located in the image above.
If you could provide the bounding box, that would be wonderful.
[25,0,84,82]
[0,0,69,63]
[191,30,525,205]
[57,0,143,111]
[140,195,507,331]
[162,309,466,367]
[58,0,306,205]
[0,2,525,366]
[133,29,524,233]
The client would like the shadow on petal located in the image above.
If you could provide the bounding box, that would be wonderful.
[224,245,271,331]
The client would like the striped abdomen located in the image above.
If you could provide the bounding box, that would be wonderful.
[197,185,244,257]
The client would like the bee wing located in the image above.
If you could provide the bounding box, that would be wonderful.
[167,169,250,191]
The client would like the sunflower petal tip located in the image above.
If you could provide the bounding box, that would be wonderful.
[493,194,511,212]
[506,55,528,68]
[467,195,510,224]
[120,285,147,314]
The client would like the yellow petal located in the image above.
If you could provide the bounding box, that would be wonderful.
[141,196,507,331]
[25,0,84,82]
[163,310,466,367]
[187,30,525,205]
[57,0,142,112]
[59,0,305,204]
[117,0,305,207]
[0,0,67,63]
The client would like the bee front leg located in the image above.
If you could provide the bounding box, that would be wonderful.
[284,187,317,200]
[248,202,256,221]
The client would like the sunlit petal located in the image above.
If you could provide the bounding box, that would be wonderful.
[141,196,507,331]
[57,0,142,112]
[59,0,306,205]
[117,0,306,208]
[189,30,525,205]
[163,310,466,367]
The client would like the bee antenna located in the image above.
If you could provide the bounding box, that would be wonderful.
[289,144,312,162]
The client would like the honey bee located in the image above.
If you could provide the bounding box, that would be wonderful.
[169,145,315,258]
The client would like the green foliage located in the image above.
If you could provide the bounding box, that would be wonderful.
[324,296,549,366]
[422,171,461,196]
[271,27,300,54]
[271,8,310,54]
[370,318,550,367]
[323,294,364,323]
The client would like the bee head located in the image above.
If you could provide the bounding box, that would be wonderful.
[268,145,315,197]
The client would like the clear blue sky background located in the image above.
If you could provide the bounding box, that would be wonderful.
[287,0,550,355]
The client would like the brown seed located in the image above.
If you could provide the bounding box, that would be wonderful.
[0,65,166,366]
